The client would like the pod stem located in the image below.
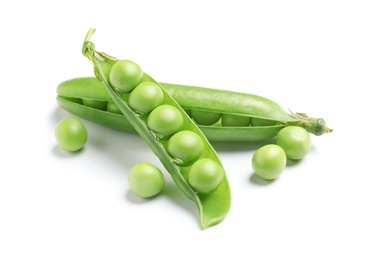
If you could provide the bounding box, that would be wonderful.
[84,28,96,42]
[286,111,333,136]
[82,28,118,81]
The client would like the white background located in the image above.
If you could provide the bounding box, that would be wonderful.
[1,1,370,259]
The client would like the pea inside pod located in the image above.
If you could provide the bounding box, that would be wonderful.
[221,114,251,127]
[82,28,231,228]
[166,130,205,165]
[147,105,183,137]
[128,81,164,114]
[191,110,222,125]
[82,99,107,110]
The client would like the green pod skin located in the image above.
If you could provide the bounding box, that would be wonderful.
[161,83,332,136]
[81,28,231,228]
[57,77,332,141]
[57,96,137,133]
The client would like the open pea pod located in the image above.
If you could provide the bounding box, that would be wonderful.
[161,83,331,136]
[57,77,332,142]
[57,78,284,142]
[81,28,231,228]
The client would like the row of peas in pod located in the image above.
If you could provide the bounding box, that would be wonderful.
[189,111,276,127]
[80,85,278,128]
[109,60,224,196]
[83,98,277,127]
[81,95,277,127]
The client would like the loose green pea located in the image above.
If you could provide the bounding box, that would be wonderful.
[128,162,164,198]
[55,118,88,152]
[276,126,311,160]
[167,130,204,165]
[106,101,122,114]
[221,114,251,127]
[128,82,164,114]
[147,105,183,136]
[82,99,107,110]
[252,144,286,180]
[191,110,221,125]
[188,159,224,194]
[109,60,143,92]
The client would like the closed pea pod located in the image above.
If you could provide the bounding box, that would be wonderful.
[82,28,231,228]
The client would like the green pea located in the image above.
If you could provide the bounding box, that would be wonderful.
[251,117,277,126]
[252,144,286,180]
[109,60,143,92]
[276,126,311,160]
[147,105,183,136]
[55,118,88,152]
[188,159,224,194]
[191,110,221,125]
[128,163,164,198]
[106,101,122,114]
[82,99,107,110]
[221,114,251,127]
[128,82,164,114]
[167,130,204,165]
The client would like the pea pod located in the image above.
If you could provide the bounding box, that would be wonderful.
[57,77,332,142]
[164,83,330,136]
[81,28,231,228]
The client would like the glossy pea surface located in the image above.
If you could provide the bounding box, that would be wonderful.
[128,163,164,198]
[55,118,88,152]
[147,105,183,136]
[188,159,224,193]
[191,110,221,125]
[252,144,286,180]
[167,130,204,165]
[276,126,311,160]
[128,81,164,114]
[109,60,143,92]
